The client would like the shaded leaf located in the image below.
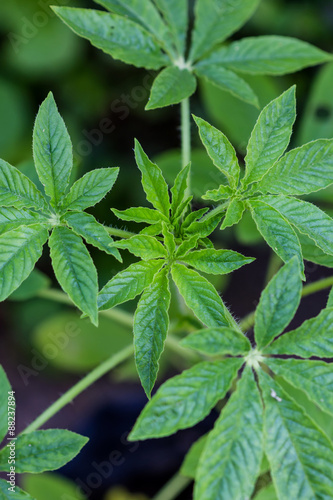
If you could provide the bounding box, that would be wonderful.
[0,479,34,500]
[180,435,208,479]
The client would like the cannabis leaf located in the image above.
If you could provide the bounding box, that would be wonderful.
[129,259,333,499]
[0,93,121,324]
[100,140,254,396]
[196,87,333,272]
[53,0,332,110]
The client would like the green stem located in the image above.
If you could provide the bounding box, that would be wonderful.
[22,344,134,434]
[181,98,191,169]
[105,226,136,239]
[239,275,333,332]
[37,289,133,328]
[152,473,192,500]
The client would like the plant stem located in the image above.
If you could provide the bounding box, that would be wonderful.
[239,275,333,332]
[105,226,136,239]
[37,289,133,328]
[22,344,134,434]
[181,97,191,199]
[152,473,192,500]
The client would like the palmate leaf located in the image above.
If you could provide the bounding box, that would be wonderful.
[112,207,168,224]
[203,36,332,75]
[266,358,333,418]
[248,199,304,274]
[63,211,122,261]
[258,371,333,500]
[193,116,240,189]
[98,260,164,311]
[195,367,264,500]
[181,327,251,356]
[52,7,169,70]
[33,92,73,207]
[0,159,48,211]
[94,0,175,57]
[261,195,333,257]
[264,308,333,358]
[195,65,259,107]
[0,479,34,500]
[112,234,167,261]
[0,225,49,302]
[0,207,47,236]
[153,0,188,55]
[242,86,296,187]
[135,140,170,216]
[61,168,119,212]
[171,263,232,327]
[0,430,88,474]
[189,0,261,62]
[254,257,302,349]
[129,358,243,440]
[147,67,197,110]
[257,139,333,196]
[49,227,98,326]
[221,199,245,229]
[180,248,254,275]
[134,267,171,397]
[0,366,11,443]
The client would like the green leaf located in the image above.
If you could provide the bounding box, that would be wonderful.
[49,227,98,325]
[134,267,171,397]
[182,207,209,231]
[0,479,34,500]
[63,211,122,261]
[189,0,260,62]
[0,366,11,443]
[171,263,231,327]
[61,167,119,212]
[153,0,188,55]
[0,225,48,302]
[175,236,199,259]
[264,308,333,358]
[258,371,333,500]
[171,163,190,218]
[181,435,208,479]
[254,258,302,349]
[221,199,245,230]
[257,140,333,196]
[52,7,169,70]
[202,185,233,202]
[254,483,277,500]
[98,260,164,311]
[135,140,170,216]
[203,36,333,75]
[23,473,86,500]
[0,159,48,211]
[162,223,176,255]
[193,116,240,188]
[195,65,259,107]
[181,327,251,356]
[33,92,73,207]
[0,207,47,235]
[112,207,168,224]
[195,367,264,500]
[9,269,51,302]
[112,234,167,261]
[184,211,223,239]
[248,199,304,274]
[129,358,243,440]
[328,288,333,309]
[260,195,333,257]
[298,231,333,269]
[147,67,197,110]
[94,0,175,56]
[242,87,296,187]
[180,248,254,275]
[0,430,88,473]
[140,222,163,236]
[267,358,333,418]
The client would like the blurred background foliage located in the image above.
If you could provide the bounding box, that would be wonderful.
[0,0,333,498]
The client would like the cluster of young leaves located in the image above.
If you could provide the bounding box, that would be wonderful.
[0,366,88,500]
[195,86,333,279]
[52,0,332,110]
[99,139,254,397]
[0,92,121,326]
[129,257,333,500]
